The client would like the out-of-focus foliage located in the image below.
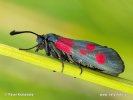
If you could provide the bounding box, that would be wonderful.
[0,0,133,100]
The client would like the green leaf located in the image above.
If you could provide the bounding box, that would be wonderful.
[0,43,133,94]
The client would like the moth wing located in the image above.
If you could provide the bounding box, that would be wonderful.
[54,36,124,76]
[71,40,125,76]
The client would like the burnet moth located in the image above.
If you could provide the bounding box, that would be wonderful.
[10,30,125,76]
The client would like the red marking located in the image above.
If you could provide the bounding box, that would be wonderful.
[58,37,74,47]
[96,54,106,64]
[79,49,87,55]
[86,44,95,52]
[54,42,72,54]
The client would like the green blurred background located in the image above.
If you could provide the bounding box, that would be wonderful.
[0,0,133,99]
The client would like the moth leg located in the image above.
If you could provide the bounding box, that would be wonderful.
[68,55,83,75]
[49,49,62,73]
[48,43,59,58]
[44,40,51,56]
[61,59,64,73]
[50,42,64,73]
[66,54,74,63]
[50,50,58,58]
[73,62,83,75]
[19,44,39,51]
[80,66,83,75]
[76,63,83,75]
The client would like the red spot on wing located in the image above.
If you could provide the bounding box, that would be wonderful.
[54,42,72,54]
[96,54,106,64]
[86,44,95,52]
[79,49,87,55]
[58,37,74,47]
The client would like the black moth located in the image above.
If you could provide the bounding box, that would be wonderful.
[10,30,125,76]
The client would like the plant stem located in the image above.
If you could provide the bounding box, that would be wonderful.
[0,44,133,94]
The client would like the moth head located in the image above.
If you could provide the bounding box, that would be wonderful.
[10,30,46,52]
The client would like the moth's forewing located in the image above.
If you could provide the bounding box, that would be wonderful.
[72,40,125,76]
[54,35,124,76]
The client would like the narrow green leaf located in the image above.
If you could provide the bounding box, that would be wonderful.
[0,43,133,94]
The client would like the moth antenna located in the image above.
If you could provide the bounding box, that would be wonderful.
[19,44,39,50]
[10,30,41,37]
